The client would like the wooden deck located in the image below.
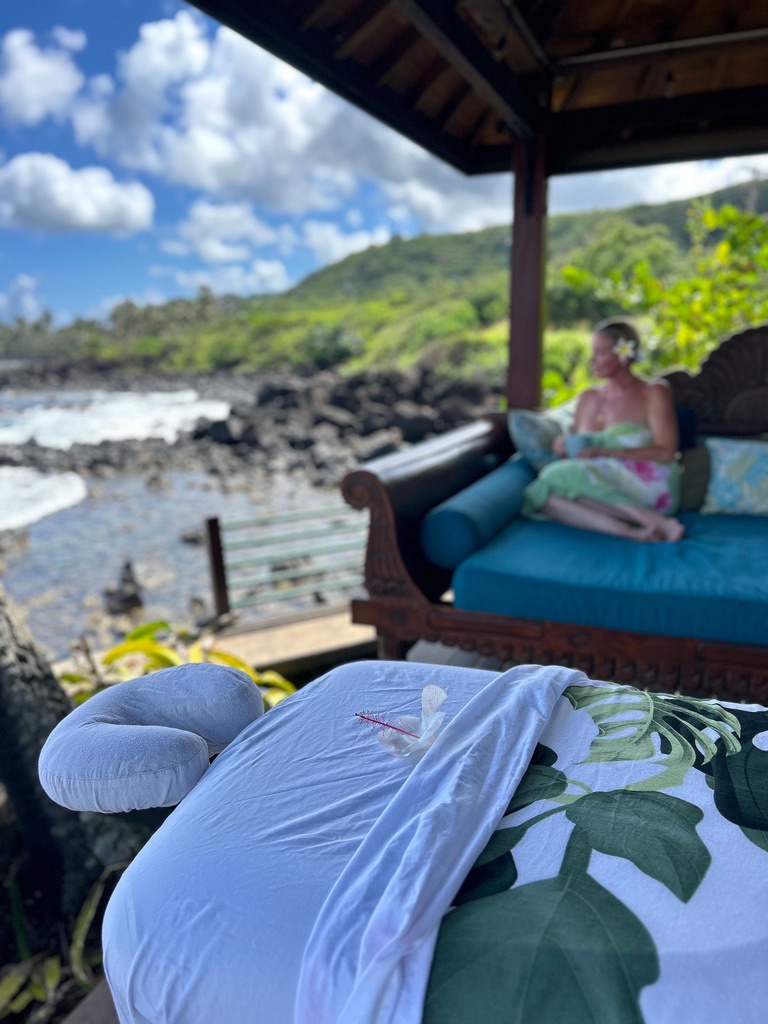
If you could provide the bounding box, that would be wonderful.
[212,603,377,685]
[61,981,118,1024]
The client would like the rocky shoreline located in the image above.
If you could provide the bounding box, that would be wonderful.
[0,363,504,490]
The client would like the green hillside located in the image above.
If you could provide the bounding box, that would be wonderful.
[3,177,767,389]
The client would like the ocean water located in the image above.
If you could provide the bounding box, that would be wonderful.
[0,387,231,532]
[1,469,336,661]
[0,386,338,660]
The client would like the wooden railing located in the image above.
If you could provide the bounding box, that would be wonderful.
[206,504,368,618]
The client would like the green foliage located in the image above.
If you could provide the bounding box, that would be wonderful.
[0,865,129,1022]
[562,202,768,372]
[3,179,768,381]
[302,323,363,369]
[541,328,592,406]
[548,215,683,327]
[61,620,296,710]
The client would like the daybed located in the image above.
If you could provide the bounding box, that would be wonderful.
[38,660,768,1023]
[341,327,768,703]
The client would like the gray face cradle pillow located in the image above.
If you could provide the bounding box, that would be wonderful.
[38,664,264,813]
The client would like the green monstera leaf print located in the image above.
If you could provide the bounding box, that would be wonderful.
[565,684,741,791]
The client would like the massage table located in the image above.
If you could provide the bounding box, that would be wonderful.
[39,660,768,1023]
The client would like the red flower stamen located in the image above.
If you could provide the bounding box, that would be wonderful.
[355,712,419,738]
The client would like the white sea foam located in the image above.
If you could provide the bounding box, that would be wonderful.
[0,466,88,532]
[0,387,231,531]
[0,389,230,449]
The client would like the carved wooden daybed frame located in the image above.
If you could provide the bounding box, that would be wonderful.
[341,327,768,703]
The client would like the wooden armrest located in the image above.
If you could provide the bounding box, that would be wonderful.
[341,414,513,602]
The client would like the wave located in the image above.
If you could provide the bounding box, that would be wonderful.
[0,388,230,449]
[0,466,88,532]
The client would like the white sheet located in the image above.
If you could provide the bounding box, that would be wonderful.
[102,660,511,1024]
[295,663,583,1024]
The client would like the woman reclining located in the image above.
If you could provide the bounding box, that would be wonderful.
[522,318,685,542]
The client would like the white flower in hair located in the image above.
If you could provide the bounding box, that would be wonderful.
[613,336,637,363]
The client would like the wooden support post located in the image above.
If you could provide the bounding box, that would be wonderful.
[206,517,230,617]
[507,133,548,410]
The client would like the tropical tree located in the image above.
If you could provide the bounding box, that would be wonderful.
[562,203,768,371]
[547,216,683,327]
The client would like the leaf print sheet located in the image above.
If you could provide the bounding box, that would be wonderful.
[425,680,768,1024]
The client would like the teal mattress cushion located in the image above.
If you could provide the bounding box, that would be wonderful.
[452,513,768,646]
[421,456,536,569]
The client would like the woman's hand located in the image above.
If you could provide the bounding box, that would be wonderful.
[551,434,567,457]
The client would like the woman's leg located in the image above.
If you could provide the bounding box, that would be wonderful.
[611,503,685,542]
[576,497,685,542]
[541,496,661,541]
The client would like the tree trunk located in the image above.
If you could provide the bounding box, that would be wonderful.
[0,589,150,931]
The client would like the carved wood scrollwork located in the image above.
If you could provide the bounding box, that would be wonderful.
[401,619,767,701]
[341,471,425,601]
[666,325,768,430]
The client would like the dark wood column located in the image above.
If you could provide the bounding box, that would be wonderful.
[507,133,548,410]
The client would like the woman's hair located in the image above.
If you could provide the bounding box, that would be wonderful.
[593,318,642,363]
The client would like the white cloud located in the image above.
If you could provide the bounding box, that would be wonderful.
[0,274,42,321]
[0,29,84,124]
[163,198,293,262]
[0,153,154,234]
[151,259,290,295]
[69,15,389,213]
[51,27,87,52]
[301,221,391,264]
[81,10,513,233]
[551,155,768,214]
[118,10,209,102]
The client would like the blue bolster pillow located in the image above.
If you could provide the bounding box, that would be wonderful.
[38,664,264,813]
[420,455,536,569]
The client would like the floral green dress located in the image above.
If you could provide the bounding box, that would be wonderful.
[522,421,680,517]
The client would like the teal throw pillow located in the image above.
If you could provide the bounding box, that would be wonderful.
[507,409,562,471]
[701,438,768,514]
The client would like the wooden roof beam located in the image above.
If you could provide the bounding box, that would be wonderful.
[498,0,551,69]
[520,0,571,42]
[557,26,768,72]
[333,0,396,60]
[395,0,541,137]
[367,25,422,84]
[548,84,768,173]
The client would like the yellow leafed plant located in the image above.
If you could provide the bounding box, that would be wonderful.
[58,620,296,710]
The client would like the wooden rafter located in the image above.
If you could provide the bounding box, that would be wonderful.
[188,0,768,173]
[395,0,540,135]
[556,26,768,71]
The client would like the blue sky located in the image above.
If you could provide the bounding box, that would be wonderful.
[2,0,767,327]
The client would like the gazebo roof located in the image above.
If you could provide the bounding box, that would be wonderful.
[189,0,768,176]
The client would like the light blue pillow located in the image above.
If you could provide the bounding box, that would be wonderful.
[507,409,562,470]
[701,438,768,514]
[38,664,265,813]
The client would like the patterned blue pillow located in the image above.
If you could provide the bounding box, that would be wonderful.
[701,438,768,514]
[507,409,562,471]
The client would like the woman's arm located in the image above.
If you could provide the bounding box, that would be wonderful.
[551,391,594,456]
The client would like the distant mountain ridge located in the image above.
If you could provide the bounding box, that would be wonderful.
[286,177,768,305]
[3,176,767,376]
